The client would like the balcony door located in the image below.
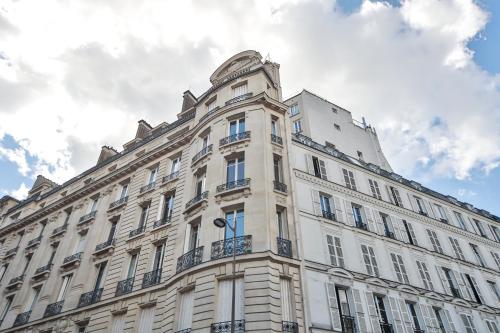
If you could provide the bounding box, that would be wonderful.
[225,209,244,239]
[227,157,245,184]
[229,118,245,136]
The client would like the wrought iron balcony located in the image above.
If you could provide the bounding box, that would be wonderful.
[175,329,192,333]
[219,131,251,147]
[129,225,146,238]
[163,171,180,183]
[385,231,396,239]
[8,274,24,287]
[95,238,115,252]
[380,322,394,333]
[185,191,208,210]
[116,277,134,296]
[341,315,356,333]
[142,269,162,288]
[13,310,31,327]
[34,263,53,277]
[271,134,283,145]
[413,329,425,333]
[211,235,252,260]
[211,320,245,333]
[277,238,292,258]
[79,211,96,224]
[355,222,368,231]
[216,178,250,193]
[77,288,103,308]
[109,196,128,210]
[176,246,204,273]
[192,144,213,164]
[322,210,336,221]
[225,92,253,105]
[51,223,68,237]
[62,252,82,265]
[273,181,287,193]
[44,300,64,317]
[140,182,156,194]
[5,246,18,257]
[154,217,171,229]
[282,321,298,333]
[26,235,42,248]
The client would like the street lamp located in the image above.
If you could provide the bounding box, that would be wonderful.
[213,217,237,333]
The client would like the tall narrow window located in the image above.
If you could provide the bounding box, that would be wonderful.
[427,229,443,253]
[389,186,403,207]
[293,120,302,133]
[22,254,32,275]
[472,219,487,237]
[320,194,334,220]
[225,209,244,239]
[361,245,379,277]
[178,289,194,331]
[216,278,244,324]
[442,267,461,298]
[118,184,128,200]
[416,261,433,290]
[449,237,465,260]
[406,302,423,331]
[435,205,448,223]
[342,169,357,190]
[469,243,485,267]
[188,224,199,251]
[352,204,365,229]
[486,321,499,333]
[0,295,14,324]
[487,281,500,302]
[93,261,107,291]
[489,225,500,242]
[171,157,181,174]
[47,246,57,265]
[89,198,98,213]
[110,314,125,333]
[76,234,87,253]
[196,173,206,196]
[107,221,117,242]
[414,196,427,215]
[380,213,395,239]
[402,220,418,246]
[326,235,344,267]
[374,295,389,324]
[281,278,294,324]
[226,157,245,184]
[27,286,41,311]
[201,134,210,149]
[368,179,382,200]
[0,264,8,282]
[228,118,245,136]
[453,211,467,230]
[152,243,165,272]
[138,204,150,230]
[137,307,155,333]
[312,156,327,179]
[276,209,287,239]
[390,253,409,284]
[289,104,299,116]
[460,314,477,333]
[491,252,500,270]
[273,155,283,182]
[161,194,175,223]
[207,99,216,112]
[271,119,279,136]
[434,308,447,333]
[232,83,247,98]
[463,273,484,304]
[148,168,158,185]
[336,287,352,326]
[127,254,139,279]
[56,274,72,302]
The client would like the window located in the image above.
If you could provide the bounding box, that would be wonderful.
[216,278,244,323]
[289,104,299,116]
[170,157,181,174]
[195,173,206,196]
[127,254,139,279]
[137,307,154,333]
[178,289,194,331]
[312,156,327,179]
[342,169,356,190]
[388,186,403,207]
[460,314,477,333]
[491,252,500,270]
[138,204,150,229]
[201,134,210,149]
[390,253,409,284]
[63,208,72,225]
[414,196,427,215]
[147,168,158,185]
[336,287,352,320]
[416,261,433,290]
[352,204,365,229]
[472,219,487,237]
[276,208,288,239]
[152,243,165,272]
[226,157,245,184]
[435,204,448,223]
[361,245,379,277]
[326,235,344,267]
[271,118,279,136]
[273,155,283,182]
[469,243,485,267]
[334,123,341,131]
[433,308,447,333]
[368,179,382,200]
[228,118,245,136]
[75,234,87,253]
[107,221,117,241]
[111,314,125,333]
[22,254,32,275]
[463,273,484,304]
[486,321,499,333]
[490,225,500,242]
[56,274,72,302]
[118,184,128,200]
[406,302,423,331]
[293,120,302,133]
[93,261,107,291]
[225,209,244,239]
[402,220,418,246]
[232,83,247,97]
[453,211,467,230]
[281,278,294,324]
[0,264,8,282]
[449,237,465,260]
[89,198,98,213]
[188,224,199,251]
[27,286,41,311]
[426,229,443,253]
[373,295,389,324]
[320,194,334,219]
[160,194,175,223]
[380,213,395,239]
[0,295,13,324]
[357,151,364,161]
[487,281,499,302]
[441,267,461,298]
[207,99,216,112]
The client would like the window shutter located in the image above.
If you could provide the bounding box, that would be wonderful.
[426,305,440,331]
[333,197,344,223]
[334,237,344,268]
[420,304,434,333]
[423,199,435,218]
[373,211,385,235]
[217,280,231,322]
[178,290,194,330]
[406,223,418,246]
[363,208,376,232]
[235,278,244,321]
[325,282,342,331]
[457,273,472,300]
[385,185,394,204]
[391,254,402,283]
[326,235,338,266]
[397,299,413,333]
[280,278,294,322]
[387,297,404,333]
[364,291,382,333]
[305,154,314,174]
[138,307,155,333]
[311,190,321,216]
[351,289,367,333]
[406,193,417,212]
[111,315,125,333]
[156,195,165,222]
[318,159,328,180]
[443,309,457,333]
[436,267,451,295]
[392,218,405,242]
[344,201,355,226]
[468,276,485,304]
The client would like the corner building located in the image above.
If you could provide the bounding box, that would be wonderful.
[0,50,498,333]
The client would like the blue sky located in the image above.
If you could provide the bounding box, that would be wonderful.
[0,0,499,216]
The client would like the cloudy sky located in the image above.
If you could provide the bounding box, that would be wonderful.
[0,0,499,215]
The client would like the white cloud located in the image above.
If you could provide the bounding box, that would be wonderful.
[0,144,30,176]
[0,0,498,187]
[9,182,29,200]
[457,188,477,197]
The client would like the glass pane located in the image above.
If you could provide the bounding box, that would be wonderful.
[238,119,245,133]
[227,160,236,183]
[237,158,245,180]
[229,121,237,136]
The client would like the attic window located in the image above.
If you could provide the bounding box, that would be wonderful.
[60,191,67,197]
[326,141,336,149]
[83,178,92,185]
[108,164,117,172]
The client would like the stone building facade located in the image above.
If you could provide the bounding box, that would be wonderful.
[0,50,498,333]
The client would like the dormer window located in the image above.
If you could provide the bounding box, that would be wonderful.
[232,82,248,98]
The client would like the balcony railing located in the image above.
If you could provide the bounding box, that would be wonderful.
[341,315,356,333]
[5,247,18,257]
[413,329,425,333]
[77,288,103,308]
[154,217,171,229]
[26,235,42,248]
[34,263,53,276]
[140,182,156,194]
[109,196,128,209]
[385,231,396,239]
[63,252,82,265]
[216,178,250,193]
[129,225,146,238]
[219,131,251,147]
[176,329,192,333]
[211,235,252,260]
[380,322,394,333]
[176,246,204,273]
[211,320,245,333]
[8,274,24,286]
[142,269,162,288]
[282,321,298,333]
[95,238,115,252]
[51,223,68,237]
[273,181,287,193]
[322,210,336,221]
[277,238,292,258]
[13,310,31,327]
[44,300,64,318]
[116,277,134,296]
[185,191,208,210]
[355,222,368,231]
[271,134,283,145]
[79,211,96,224]
[163,171,180,183]
[192,144,213,164]
[225,92,253,105]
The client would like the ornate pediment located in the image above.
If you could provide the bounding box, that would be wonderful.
[210,50,262,85]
